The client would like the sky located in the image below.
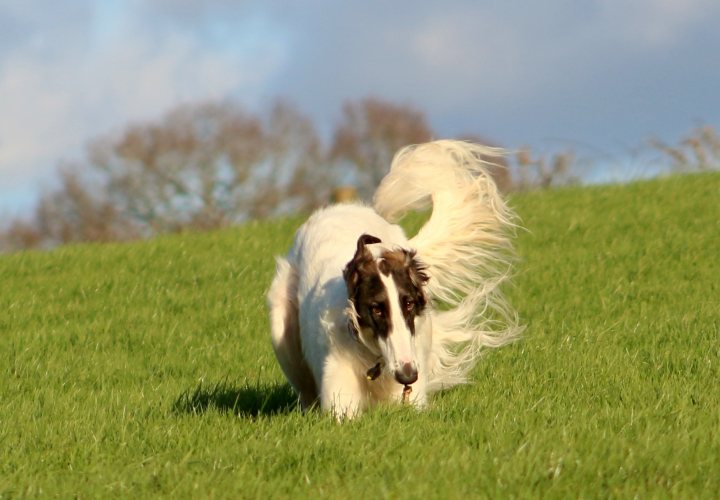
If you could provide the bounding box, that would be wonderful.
[1,0,719,217]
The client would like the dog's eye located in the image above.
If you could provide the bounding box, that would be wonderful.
[403,297,415,312]
[370,304,383,317]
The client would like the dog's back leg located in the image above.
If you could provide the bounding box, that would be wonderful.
[268,257,318,409]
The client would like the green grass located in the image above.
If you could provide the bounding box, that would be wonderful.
[1,172,719,497]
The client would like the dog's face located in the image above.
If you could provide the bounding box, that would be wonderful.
[343,234,429,385]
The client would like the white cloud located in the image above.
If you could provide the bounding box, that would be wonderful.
[597,0,720,48]
[0,4,286,213]
[406,7,533,104]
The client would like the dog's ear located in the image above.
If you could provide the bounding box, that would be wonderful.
[406,250,429,289]
[356,234,381,250]
[343,234,381,289]
[407,251,430,307]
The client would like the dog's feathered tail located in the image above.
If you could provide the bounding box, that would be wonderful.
[373,140,521,393]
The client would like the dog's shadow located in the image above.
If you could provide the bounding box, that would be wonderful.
[173,379,298,418]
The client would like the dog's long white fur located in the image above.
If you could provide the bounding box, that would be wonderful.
[268,140,520,418]
[374,140,521,392]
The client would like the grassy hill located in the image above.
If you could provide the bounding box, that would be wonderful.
[1,172,718,497]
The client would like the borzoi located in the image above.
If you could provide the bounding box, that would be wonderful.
[267,140,520,419]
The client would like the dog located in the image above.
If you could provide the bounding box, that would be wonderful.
[267,140,520,419]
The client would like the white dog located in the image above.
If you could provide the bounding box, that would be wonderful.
[267,140,520,419]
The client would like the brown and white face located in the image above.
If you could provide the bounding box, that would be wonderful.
[343,234,429,386]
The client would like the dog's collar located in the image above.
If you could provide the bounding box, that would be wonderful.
[366,361,383,381]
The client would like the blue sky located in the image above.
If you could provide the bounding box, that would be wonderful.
[1,0,719,217]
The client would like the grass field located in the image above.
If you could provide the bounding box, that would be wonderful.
[1,172,719,497]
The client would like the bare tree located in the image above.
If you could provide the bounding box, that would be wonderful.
[251,100,327,218]
[650,125,720,172]
[87,99,326,232]
[33,169,138,246]
[0,99,328,251]
[0,220,43,252]
[514,147,579,190]
[90,101,264,233]
[330,97,433,197]
[0,170,131,252]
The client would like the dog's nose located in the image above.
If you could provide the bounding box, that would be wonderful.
[394,362,418,385]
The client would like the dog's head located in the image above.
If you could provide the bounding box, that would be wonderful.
[343,233,429,386]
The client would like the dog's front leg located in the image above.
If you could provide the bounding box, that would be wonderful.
[321,355,366,421]
[409,374,429,409]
